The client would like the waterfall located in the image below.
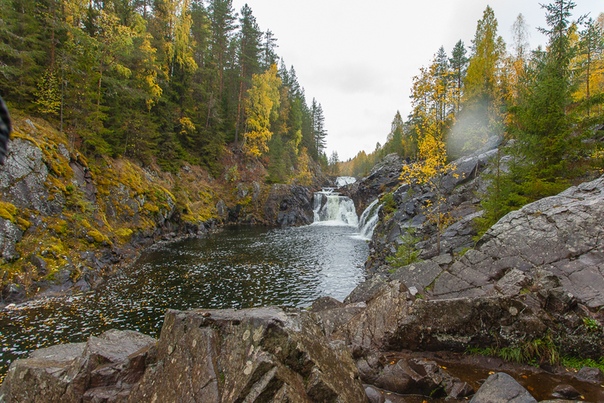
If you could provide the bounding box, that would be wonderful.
[313,189,359,226]
[357,199,381,240]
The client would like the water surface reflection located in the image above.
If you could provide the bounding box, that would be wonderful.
[0,224,368,379]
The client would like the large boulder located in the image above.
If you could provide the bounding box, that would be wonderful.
[366,148,496,273]
[0,138,63,215]
[339,175,604,358]
[0,329,156,402]
[128,307,368,402]
[1,308,368,402]
[470,372,537,403]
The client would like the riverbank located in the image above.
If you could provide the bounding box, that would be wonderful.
[0,112,330,305]
[2,133,604,401]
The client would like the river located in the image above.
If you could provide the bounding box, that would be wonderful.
[0,200,374,380]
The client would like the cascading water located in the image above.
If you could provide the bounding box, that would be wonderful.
[313,189,359,226]
[312,175,381,239]
[357,199,382,240]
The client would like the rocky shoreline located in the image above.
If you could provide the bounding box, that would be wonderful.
[2,146,604,401]
[0,115,328,305]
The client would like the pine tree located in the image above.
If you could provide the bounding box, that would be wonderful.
[311,98,327,158]
[575,17,604,118]
[449,40,468,113]
[478,0,582,234]
[455,6,506,155]
[261,30,278,70]
[514,0,578,178]
[208,0,236,99]
[234,4,262,144]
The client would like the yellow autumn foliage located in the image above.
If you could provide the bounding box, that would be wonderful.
[244,65,281,158]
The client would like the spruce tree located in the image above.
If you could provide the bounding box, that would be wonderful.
[449,40,468,113]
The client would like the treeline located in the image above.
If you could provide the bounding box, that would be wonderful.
[341,1,604,231]
[0,0,329,180]
[341,2,604,181]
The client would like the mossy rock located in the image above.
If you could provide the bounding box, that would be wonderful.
[0,201,18,222]
[114,227,134,243]
[87,229,111,245]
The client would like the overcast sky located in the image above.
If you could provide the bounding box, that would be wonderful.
[231,0,602,161]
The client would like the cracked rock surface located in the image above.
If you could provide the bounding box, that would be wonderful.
[430,176,604,307]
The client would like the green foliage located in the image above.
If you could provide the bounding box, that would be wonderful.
[475,2,598,234]
[466,334,560,366]
[386,228,421,268]
[561,356,604,372]
[380,192,397,217]
[0,0,326,177]
[583,317,601,332]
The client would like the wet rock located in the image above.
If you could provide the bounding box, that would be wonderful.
[372,360,414,394]
[470,372,537,403]
[1,283,24,303]
[0,330,156,403]
[364,385,385,403]
[356,353,382,383]
[552,384,582,399]
[576,366,604,384]
[347,153,403,215]
[215,199,228,220]
[128,307,368,402]
[263,184,314,227]
[363,357,473,400]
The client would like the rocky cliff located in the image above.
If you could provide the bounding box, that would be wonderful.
[0,114,322,304]
[3,146,604,402]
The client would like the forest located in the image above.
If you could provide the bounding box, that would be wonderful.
[340,1,604,232]
[1,0,604,235]
[0,0,329,182]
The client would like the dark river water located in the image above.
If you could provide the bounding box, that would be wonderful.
[0,224,368,380]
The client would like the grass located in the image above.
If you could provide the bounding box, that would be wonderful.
[466,335,560,366]
[466,334,604,372]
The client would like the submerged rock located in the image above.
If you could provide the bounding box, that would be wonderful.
[470,372,537,403]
